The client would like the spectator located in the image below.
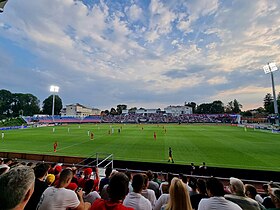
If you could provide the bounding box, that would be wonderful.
[0,166,35,210]
[263,182,280,209]
[0,163,10,175]
[199,162,207,176]
[45,174,55,186]
[162,177,192,210]
[99,167,112,193]
[25,163,49,210]
[188,177,198,196]
[225,177,261,210]
[191,179,208,210]
[90,172,133,210]
[37,169,91,210]
[198,177,242,210]
[190,163,196,175]
[78,167,99,191]
[100,170,118,200]
[268,188,280,210]
[146,170,159,198]
[159,173,174,195]
[181,175,192,192]
[141,174,156,208]
[4,158,13,166]
[123,173,152,210]
[153,172,162,186]
[83,179,101,204]
[125,170,133,193]
[245,184,264,204]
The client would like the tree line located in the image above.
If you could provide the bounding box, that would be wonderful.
[0,89,62,119]
[0,89,279,119]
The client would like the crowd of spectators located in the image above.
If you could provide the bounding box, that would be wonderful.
[0,158,279,210]
[24,113,237,125]
[102,113,237,124]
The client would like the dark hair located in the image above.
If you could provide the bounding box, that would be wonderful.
[146,170,154,180]
[197,179,207,195]
[125,171,132,180]
[4,158,12,164]
[105,167,112,177]
[206,177,225,196]
[59,169,73,183]
[132,173,144,193]
[83,179,94,194]
[188,177,197,190]
[108,172,129,200]
[34,163,49,178]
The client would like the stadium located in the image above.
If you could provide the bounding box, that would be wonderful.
[1,1,280,210]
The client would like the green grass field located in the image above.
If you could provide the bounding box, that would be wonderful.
[1,124,280,171]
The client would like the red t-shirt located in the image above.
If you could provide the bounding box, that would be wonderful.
[91,199,134,210]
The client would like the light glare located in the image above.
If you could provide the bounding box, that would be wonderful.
[50,85,59,93]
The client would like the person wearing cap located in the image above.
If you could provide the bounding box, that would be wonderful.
[268,188,280,210]
[78,167,99,191]
[225,177,261,210]
[37,169,91,210]
[45,174,55,186]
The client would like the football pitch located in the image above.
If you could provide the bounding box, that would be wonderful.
[1,124,279,171]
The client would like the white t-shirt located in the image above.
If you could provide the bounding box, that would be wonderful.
[154,194,169,210]
[83,191,101,204]
[37,187,80,210]
[141,189,156,208]
[198,196,242,210]
[123,192,152,210]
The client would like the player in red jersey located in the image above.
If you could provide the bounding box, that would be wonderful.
[153,132,157,140]
[53,141,58,152]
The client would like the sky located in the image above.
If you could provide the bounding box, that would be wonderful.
[0,0,280,111]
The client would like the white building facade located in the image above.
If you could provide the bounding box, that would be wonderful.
[61,103,101,117]
[164,105,192,116]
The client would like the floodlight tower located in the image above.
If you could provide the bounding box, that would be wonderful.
[263,62,279,125]
[50,85,59,121]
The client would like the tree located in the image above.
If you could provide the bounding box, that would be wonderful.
[128,107,137,113]
[233,99,242,113]
[210,100,224,114]
[242,110,253,117]
[42,95,63,115]
[0,89,13,117]
[185,102,196,113]
[226,99,242,113]
[196,103,212,114]
[264,93,274,113]
[116,104,127,115]
[11,93,40,117]
[110,108,117,115]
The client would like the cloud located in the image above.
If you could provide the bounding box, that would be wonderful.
[127,4,143,21]
[207,76,228,85]
[0,0,280,111]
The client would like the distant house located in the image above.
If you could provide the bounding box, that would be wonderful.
[164,105,192,116]
[61,103,101,117]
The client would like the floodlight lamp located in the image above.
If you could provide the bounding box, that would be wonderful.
[269,63,278,72]
[50,85,59,93]
[263,63,278,74]
[263,65,270,74]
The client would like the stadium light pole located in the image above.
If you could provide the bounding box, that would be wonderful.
[263,62,279,125]
[50,85,59,122]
